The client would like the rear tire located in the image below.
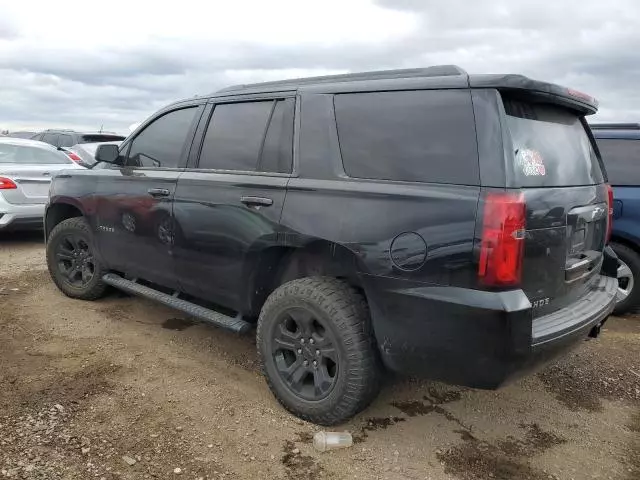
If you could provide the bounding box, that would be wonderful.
[46,217,108,300]
[257,277,381,425]
[611,242,640,315]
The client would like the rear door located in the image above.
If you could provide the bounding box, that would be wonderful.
[500,96,608,315]
[0,144,76,205]
[172,96,294,313]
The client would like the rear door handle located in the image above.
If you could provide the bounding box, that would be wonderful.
[147,188,171,198]
[240,196,273,207]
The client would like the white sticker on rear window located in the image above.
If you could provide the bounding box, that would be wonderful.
[516,149,546,176]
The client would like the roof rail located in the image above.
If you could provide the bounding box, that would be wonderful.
[216,65,468,93]
[590,123,640,130]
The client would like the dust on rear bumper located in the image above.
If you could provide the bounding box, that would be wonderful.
[531,274,616,346]
[363,273,617,389]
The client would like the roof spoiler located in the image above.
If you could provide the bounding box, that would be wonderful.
[469,74,599,115]
[590,123,640,130]
[217,65,468,93]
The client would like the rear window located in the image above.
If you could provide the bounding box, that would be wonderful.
[0,144,71,164]
[334,90,479,185]
[58,134,75,148]
[503,98,604,187]
[80,134,125,143]
[595,138,640,186]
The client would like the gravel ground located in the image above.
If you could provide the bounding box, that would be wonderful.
[0,231,638,480]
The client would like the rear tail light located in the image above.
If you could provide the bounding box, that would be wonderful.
[478,192,526,287]
[66,152,83,163]
[606,184,614,243]
[0,177,17,190]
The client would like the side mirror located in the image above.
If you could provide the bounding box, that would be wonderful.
[95,144,120,164]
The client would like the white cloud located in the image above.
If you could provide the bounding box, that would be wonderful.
[0,0,638,131]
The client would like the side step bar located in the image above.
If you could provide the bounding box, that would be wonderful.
[102,273,252,334]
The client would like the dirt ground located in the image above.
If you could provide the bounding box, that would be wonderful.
[1,231,638,480]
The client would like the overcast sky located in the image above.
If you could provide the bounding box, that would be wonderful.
[1,0,638,133]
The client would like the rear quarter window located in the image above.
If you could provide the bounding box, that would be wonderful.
[333,90,479,185]
[502,98,604,187]
[595,138,640,186]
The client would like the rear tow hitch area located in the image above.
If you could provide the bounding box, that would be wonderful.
[588,321,606,339]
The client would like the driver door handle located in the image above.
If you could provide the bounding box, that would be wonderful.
[240,196,273,207]
[148,188,171,198]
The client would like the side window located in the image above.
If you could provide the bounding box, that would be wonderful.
[334,90,479,185]
[41,133,59,146]
[58,134,74,148]
[198,101,273,171]
[259,99,295,173]
[126,107,198,168]
[596,138,640,186]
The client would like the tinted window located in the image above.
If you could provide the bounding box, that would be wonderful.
[259,99,294,173]
[80,134,126,143]
[503,98,604,187]
[596,138,640,186]
[58,134,75,148]
[127,107,198,168]
[334,90,478,184]
[199,101,274,171]
[41,133,59,146]
[0,144,72,164]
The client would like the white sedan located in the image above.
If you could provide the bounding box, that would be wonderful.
[0,138,82,231]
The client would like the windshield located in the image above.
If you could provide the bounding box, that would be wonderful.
[503,98,605,187]
[0,144,72,164]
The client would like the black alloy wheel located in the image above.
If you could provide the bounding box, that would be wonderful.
[46,217,108,300]
[272,307,339,401]
[54,234,96,287]
[257,277,381,425]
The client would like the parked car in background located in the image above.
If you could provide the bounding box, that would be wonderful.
[9,131,37,139]
[0,138,81,230]
[61,141,122,168]
[592,123,640,314]
[31,129,125,149]
[45,66,617,424]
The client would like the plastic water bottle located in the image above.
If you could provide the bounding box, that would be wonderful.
[313,431,353,452]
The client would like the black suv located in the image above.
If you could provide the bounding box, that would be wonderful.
[31,129,125,148]
[44,66,618,425]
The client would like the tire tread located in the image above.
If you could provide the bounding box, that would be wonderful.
[611,241,640,315]
[46,217,108,301]
[257,277,380,425]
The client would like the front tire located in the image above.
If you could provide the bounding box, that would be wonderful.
[611,242,640,315]
[257,277,380,425]
[46,217,108,300]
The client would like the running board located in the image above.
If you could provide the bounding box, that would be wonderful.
[101,273,252,334]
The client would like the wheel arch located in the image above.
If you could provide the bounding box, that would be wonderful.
[45,201,85,240]
[610,234,640,254]
[242,239,371,318]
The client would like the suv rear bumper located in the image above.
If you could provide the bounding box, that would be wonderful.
[363,274,617,389]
